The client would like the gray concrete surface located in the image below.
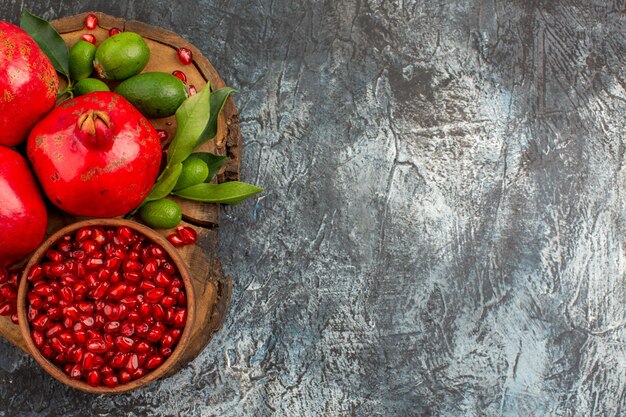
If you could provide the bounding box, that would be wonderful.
[0,0,624,416]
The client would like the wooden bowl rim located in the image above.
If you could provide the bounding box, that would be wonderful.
[17,218,196,394]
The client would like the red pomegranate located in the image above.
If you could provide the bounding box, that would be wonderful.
[0,21,58,146]
[0,147,48,267]
[27,92,162,217]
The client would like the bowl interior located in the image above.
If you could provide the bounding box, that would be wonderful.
[17,218,195,394]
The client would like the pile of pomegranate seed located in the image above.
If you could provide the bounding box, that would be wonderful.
[26,225,187,388]
[0,268,20,324]
[84,13,98,30]
[81,34,96,44]
[167,226,198,248]
[176,47,193,65]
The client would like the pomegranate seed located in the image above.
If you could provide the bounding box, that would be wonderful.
[75,331,87,346]
[133,367,146,379]
[177,226,198,244]
[135,322,149,336]
[167,233,185,247]
[152,304,166,321]
[117,227,134,244]
[140,281,157,292]
[154,271,172,287]
[145,355,164,370]
[124,271,142,282]
[127,311,141,322]
[78,301,95,314]
[0,301,12,316]
[0,268,7,283]
[33,285,54,297]
[92,282,110,299]
[31,330,45,348]
[87,370,101,386]
[108,283,127,300]
[118,370,132,384]
[87,338,107,354]
[156,129,168,142]
[69,364,83,379]
[103,375,119,387]
[134,340,151,353]
[101,365,114,376]
[160,346,173,357]
[104,321,120,333]
[188,84,197,96]
[60,287,74,303]
[163,263,177,276]
[145,288,165,303]
[27,266,44,283]
[109,27,121,36]
[114,336,134,352]
[81,33,96,44]
[140,261,158,280]
[46,323,63,338]
[172,70,187,82]
[41,345,54,359]
[119,322,134,337]
[59,331,75,345]
[73,282,88,296]
[0,285,16,300]
[86,257,104,269]
[32,314,49,330]
[84,13,98,30]
[50,337,67,353]
[172,309,187,328]
[146,326,163,342]
[161,295,177,308]
[69,347,84,363]
[125,353,139,372]
[176,47,193,64]
[58,241,72,253]
[10,313,19,324]
[46,249,63,262]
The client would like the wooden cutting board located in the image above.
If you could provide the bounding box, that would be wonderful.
[0,12,237,376]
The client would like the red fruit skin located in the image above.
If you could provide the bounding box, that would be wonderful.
[0,21,58,146]
[0,147,48,267]
[27,92,162,217]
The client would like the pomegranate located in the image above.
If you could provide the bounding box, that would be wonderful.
[0,147,48,267]
[26,224,188,387]
[0,21,58,146]
[27,92,162,217]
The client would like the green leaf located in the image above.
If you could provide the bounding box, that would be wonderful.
[20,10,70,78]
[197,87,237,148]
[167,84,212,166]
[189,152,227,181]
[144,163,183,203]
[173,181,263,205]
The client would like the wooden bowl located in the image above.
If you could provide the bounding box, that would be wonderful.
[16,219,196,394]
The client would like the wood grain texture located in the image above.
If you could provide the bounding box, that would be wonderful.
[0,0,624,416]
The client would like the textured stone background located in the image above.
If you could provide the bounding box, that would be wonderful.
[0,0,624,416]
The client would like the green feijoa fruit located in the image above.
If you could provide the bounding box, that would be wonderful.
[94,32,150,80]
[115,72,188,118]
[139,198,182,229]
[69,40,96,81]
[173,156,210,191]
[74,78,110,96]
